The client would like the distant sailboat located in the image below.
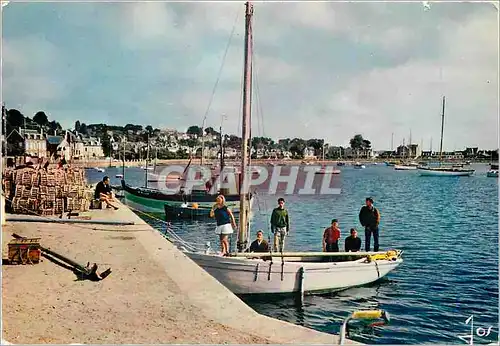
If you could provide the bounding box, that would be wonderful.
[315,141,340,175]
[418,96,475,176]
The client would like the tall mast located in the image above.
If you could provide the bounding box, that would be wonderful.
[145,133,149,188]
[2,103,6,158]
[409,129,412,158]
[219,126,225,171]
[237,1,253,253]
[391,132,394,152]
[439,96,445,163]
[201,124,205,165]
[122,137,126,178]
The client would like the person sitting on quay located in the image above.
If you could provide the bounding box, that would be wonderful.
[323,219,341,253]
[345,228,362,252]
[94,176,119,210]
[249,230,270,253]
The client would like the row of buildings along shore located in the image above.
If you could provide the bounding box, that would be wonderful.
[3,126,497,162]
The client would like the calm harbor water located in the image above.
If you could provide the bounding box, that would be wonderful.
[86,163,499,344]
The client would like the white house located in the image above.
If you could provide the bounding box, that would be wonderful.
[82,136,104,160]
[20,128,47,157]
[303,147,316,159]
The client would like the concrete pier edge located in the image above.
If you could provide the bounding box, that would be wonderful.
[1,201,361,344]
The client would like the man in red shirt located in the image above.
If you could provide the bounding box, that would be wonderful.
[323,219,341,253]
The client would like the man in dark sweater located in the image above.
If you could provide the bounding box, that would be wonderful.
[94,176,119,210]
[358,197,380,251]
[345,228,362,252]
[249,230,270,253]
[270,198,290,252]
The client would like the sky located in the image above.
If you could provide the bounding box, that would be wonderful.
[1,1,499,151]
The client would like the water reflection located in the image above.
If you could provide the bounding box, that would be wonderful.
[241,280,388,337]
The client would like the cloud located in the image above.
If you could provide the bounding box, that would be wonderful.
[2,2,498,150]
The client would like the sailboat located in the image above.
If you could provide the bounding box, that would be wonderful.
[394,134,418,170]
[418,96,475,176]
[183,1,403,296]
[122,122,252,214]
[315,141,341,175]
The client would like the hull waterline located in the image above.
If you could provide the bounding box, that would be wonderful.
[418,167,475,176]
[121,180,251,214]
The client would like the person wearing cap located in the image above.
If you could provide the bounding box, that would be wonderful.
[359,197,380,251]
[323,219,341,253]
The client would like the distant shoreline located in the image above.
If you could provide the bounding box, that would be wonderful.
[68,158,495,168]
[2,157,495,170]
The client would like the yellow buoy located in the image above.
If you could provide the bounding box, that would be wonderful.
[192,203,199,209]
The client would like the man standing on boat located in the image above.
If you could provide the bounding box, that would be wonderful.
[359,197,380,251]
[270,198,290,252]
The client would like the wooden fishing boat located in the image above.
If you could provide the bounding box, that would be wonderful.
[183,1,403,296]
[186,250,403,295]
[121,179,251,214]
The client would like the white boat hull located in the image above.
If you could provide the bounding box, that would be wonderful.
[394,165,417,170]
[315,169,341,175]
[418,168,475,176]
[185,252,402,295]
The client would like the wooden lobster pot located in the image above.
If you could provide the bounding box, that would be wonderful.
[8,238,42,264]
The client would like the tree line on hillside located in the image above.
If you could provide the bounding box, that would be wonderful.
[2,106,372,159]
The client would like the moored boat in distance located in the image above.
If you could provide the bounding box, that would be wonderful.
[418,166,475,176]
[315,165,341,174]
[354,162,366,169]
[486,170,499,178]
[417,96,475,177]
[487,162,499,177]
[394,164,417,170]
